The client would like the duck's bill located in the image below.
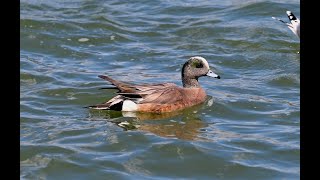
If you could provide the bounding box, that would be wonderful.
[207,70,220,79]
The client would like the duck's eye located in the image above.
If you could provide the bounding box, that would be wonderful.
[196,63,203,68]
[191,61,204,68]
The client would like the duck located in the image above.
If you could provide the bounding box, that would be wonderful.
[88,56,220,113]
[272,11,300,39]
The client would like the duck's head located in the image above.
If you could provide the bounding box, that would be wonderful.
[182,56,220,88]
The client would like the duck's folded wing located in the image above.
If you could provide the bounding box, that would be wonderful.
[113,83,183,104]
[99,75,177,95]
[98,75,137,93]
[140,86,185,104]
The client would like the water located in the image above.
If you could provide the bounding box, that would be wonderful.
[20,0,300,179]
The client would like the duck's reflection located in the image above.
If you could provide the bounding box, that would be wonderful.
[89,97,214,140]
[137,116,204,141]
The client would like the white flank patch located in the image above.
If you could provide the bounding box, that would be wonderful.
[122,100,138,111]
[191,56,210,69]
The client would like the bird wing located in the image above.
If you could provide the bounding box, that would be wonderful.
[140,85,186,104]
[98,75,182,103]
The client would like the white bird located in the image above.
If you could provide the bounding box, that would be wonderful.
[272,11,300,39]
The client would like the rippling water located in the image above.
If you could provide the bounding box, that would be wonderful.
[21,0,300,179]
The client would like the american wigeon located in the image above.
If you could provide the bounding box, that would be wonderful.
[88,56,220,113]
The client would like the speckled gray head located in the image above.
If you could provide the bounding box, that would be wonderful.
[182,56,220,88]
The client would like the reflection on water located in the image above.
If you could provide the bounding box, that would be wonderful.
[88,98,214,140]
[137,116,205,141]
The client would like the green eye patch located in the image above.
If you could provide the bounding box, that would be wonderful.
[191,60,203,68]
